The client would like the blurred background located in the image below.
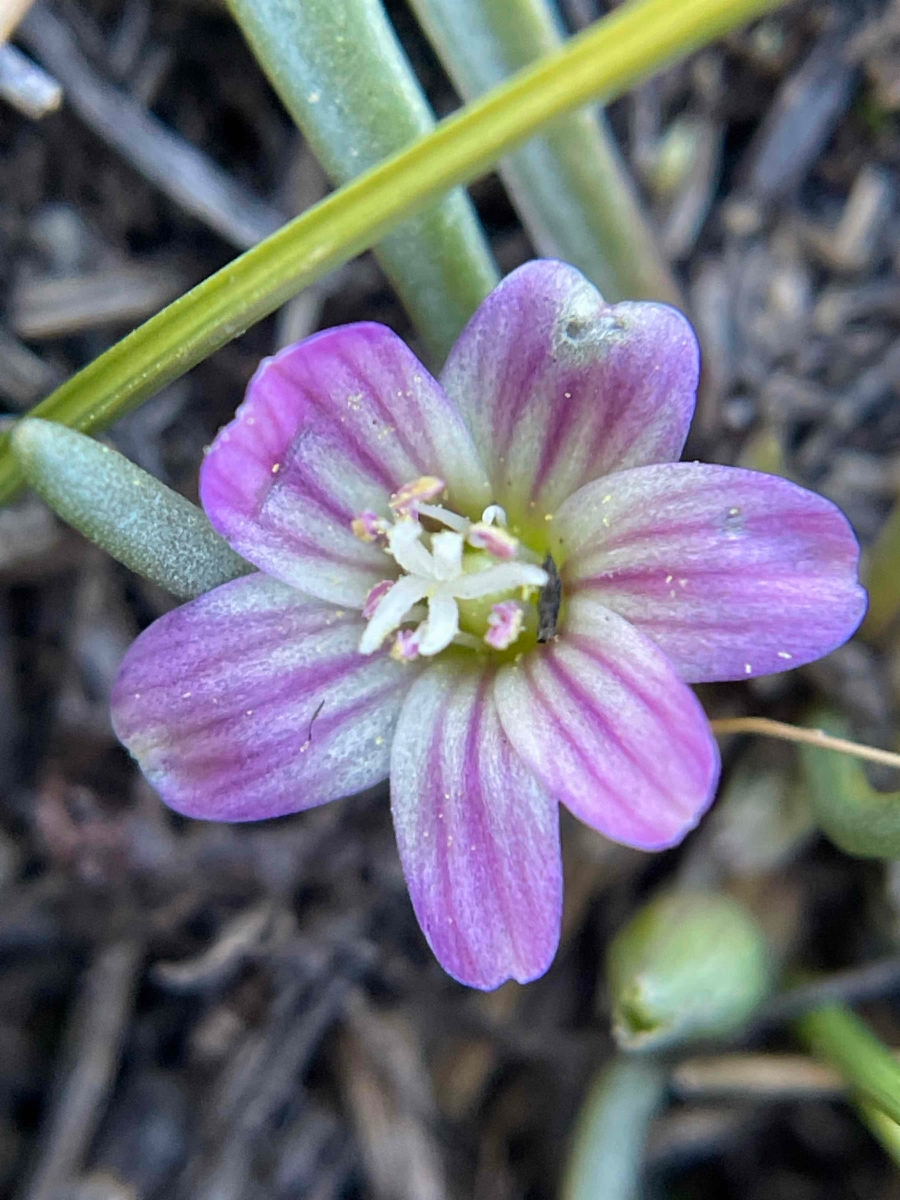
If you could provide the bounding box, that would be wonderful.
[3,0,900,1196]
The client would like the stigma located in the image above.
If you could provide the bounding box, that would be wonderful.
[353,477,547,660]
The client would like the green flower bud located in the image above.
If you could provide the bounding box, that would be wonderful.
[606,890,771,1051]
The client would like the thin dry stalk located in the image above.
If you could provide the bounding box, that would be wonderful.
[0,0,37,44]
[710,717,900,771]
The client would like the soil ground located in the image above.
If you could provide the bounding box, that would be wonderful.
[3,1,900,1197]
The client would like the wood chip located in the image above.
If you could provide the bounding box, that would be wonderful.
[18,4,285,250]
[0,42,60,117]
[672,1054,845,1101]
[0,325,61,406]
[11,262,190,339]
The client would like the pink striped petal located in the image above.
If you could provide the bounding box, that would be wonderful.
[494,596,719,851]
[111,574,417,821]
[390,660,561,989]
[200,324,491,607]
[555,464,867,683]
[440,260,698,524]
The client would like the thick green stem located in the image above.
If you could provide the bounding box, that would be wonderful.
[408,0,679,303]
[561,1056,666,1200]
[799,1005,900,1126]
[0,0,785,506]
[858,1101,900,1166]
[228,0,498,360]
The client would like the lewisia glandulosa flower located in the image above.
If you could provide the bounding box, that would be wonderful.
[111,261,865,989]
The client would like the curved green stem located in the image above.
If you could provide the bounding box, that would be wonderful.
[799,1004,900,1126]
[798,710,900,860]
[409,0,679,303]
[561,1056,666,1200]
[228,0,498,360]
[859,1101,900,1166]
[0,0,784,506]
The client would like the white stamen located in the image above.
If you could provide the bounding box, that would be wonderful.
[453,561,547,600]
[466,521,518,560]
[359,574,430,654]
[387,520,435,577]
[417,592,460,656]
[417,502,470,533]
[389,475,445,517]
[430,530,464,581]
[481,504,508,527]
[355,478,548,658]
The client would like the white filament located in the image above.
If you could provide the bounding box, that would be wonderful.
[359,519,547,658]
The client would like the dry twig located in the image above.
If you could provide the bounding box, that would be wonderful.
[18,3,285,249]
[18,939,145,1200]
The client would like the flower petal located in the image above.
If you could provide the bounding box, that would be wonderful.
[555,463,867,683]
[200,324,491,606]
[494,596,719,851]
[111,574,417,821]
[390,659,562,989]
[440,260,698,523]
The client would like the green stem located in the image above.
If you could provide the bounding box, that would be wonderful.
[798,1004,900,1126]
[228,0,498,360]
[0,0,784,506]
[408,0,679,303]
[858,1101,900,1166]
[798,710,900,861]
[561,1056,666,1200]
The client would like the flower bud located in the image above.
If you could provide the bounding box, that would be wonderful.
[606,890,771,1051]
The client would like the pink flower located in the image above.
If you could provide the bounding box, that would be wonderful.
[111,261,866,990]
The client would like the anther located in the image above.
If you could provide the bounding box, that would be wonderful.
[362,579,394,619]
[391,629,421,661]
[389,476,445,518]
[352,510,389,543]
[485,601,524,650]
[466,522,518,560]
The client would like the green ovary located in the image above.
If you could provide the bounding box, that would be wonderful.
[455,549,541,650]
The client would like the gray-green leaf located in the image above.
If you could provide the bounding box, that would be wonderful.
[12,418,251,600]
[228,0,499,362]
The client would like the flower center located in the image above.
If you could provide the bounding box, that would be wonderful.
[353,477,548,662]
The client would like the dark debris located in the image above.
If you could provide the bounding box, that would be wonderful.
[3,1,900,1197]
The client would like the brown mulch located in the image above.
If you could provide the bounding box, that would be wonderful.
[3,1,900,1197]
